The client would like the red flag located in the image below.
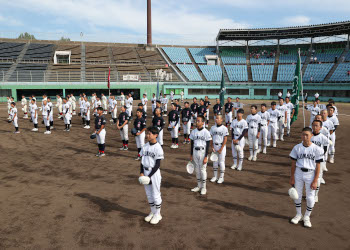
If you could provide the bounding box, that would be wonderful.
[107,66,111,89]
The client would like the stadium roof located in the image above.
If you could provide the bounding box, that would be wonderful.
[217,21,350,41]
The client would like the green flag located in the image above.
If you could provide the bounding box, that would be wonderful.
[291,49,302,125]
[219,72,226,106]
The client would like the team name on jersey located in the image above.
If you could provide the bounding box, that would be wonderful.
[143,151,156,158]
[297,153,316,160]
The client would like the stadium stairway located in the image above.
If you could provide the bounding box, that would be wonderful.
[272,46,280,82]
[134,47,151,81]
[4,42,30,82]
[186,48,206,81]
[81,44,86,82]
[108,47,119,81]
[43,44,58,81]
[217,52,230,82]
[323,47,349,83]
[158,47,187,82]
[301,47,312,76]
[246,47,253,82]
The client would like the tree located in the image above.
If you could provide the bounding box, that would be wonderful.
[60,37,71,42]
[17,32,36,40]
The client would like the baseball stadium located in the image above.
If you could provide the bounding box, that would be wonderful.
[1,0,350,249]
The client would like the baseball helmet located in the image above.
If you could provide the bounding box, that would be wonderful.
[288,187,299,200]
[90,133,97,139]
[182,117,189,122]
[210,152,219,162]
[138,176,151,185]
[186,161,195,174]
[131,128,138,136]
[167,126,173,131]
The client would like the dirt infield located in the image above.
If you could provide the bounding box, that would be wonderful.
[0,100,349,249]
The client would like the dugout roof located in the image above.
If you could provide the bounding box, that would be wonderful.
[217,21,350,41]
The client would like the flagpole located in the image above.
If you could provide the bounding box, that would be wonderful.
[299,48,306,127]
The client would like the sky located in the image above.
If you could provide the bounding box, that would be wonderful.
[0,0,349,45]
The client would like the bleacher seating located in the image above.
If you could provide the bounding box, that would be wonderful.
[329,63,350,82]
[189,48,216,64]
[0,42,25,59]
[224,65,248,81]
[85,46,109,62]
[251,65,274,82]
[0,63,12,73]
[220,48,246,64]
[344,51,350,62]
[277,64,301,82]
[250,47,276,64]
[199,65,222,81]
[312,48,343,63]
[177,64,202,81]
[279,47,307,63]
[23,43,54,60]
[303,63,334,82]
[162,47,191,63]
[9,63,48,82]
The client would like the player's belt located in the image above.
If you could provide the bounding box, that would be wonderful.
[300,168,314,172]
[194,147,205,150]
[250,126,257,129]
[261,124,267,126]
[214,143,222,146]
[144,167,150,171]
[234,134,240,137]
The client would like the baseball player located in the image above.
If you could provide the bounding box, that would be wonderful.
[134,109,147,160]
[181,102,192,144]
[161,94,168,116]
[28,96,33,121]
[180,90,184,102]
[153,100,163,117]
[326,105,339,164]
[267,101,281,148]
[189,115,212,195]
[224,97,234,127]
[30,98,39,131]
[151,93,157,114]
[204,96,211,127]
[233,97,242,119]
[142,94,148,113]
[9,102,20,133]
[311,120,329,202]
[210,115,228,184]
[170,91,174,102]
[128,93,134,118]
[230,109,248,171]
[120,92,125,106]
[246,105,261,161]
[257,104,270,154]
[175,99,182,132]
[284,97,295,136]
[305,100,320,127]
[169,103,180,149]
[152,108,165,146]
[70,94,77,115]
[140,126,164,225]
[117,105,129,150]
[21,95,28,119]
[213,98,222,122]
[197,99,207,123]
[62,97,72,132]
[83,96,91,129]
[110,96,118,124]
[95,107,107,157]
[93,96,102,117]
[137,103,147,121]
[7,96,11,120]
[91,93,97,110]
[47,97,54,129]
[125,94,133,118]
[42,100,51,134]
[327,99,338,116]
[276,98,288,141]
[101,93,108,114]
[56,94,63,118]
[79,95,85,125]
[289,127,323,228]
[190,97,199,128]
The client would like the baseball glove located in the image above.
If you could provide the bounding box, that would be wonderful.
[131,128,138,136]
[167,126,173,131]
[90,133,97,139]
[7,120,12,123]
[138,176,150,185]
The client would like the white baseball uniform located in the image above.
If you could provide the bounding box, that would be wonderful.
[125,97,133,117]
[42,104,50,128]
[246,113,262,159]
[21,98,28,117]
[84,101,91,121]
[305,105,320,127]
[285,102,294,134]
[111,99,118,119]
[142,97,148,112]
[230,118,248,170]
[63,103,72,125]
[210,124,229,180]
[267,108,280,147]
[10,107,18,129]
[327,114,339,160]
[276,104,287,140]
[151,97,157,113]
[56,97,63,116]
[31,103,38,125]
[258,111,270,152]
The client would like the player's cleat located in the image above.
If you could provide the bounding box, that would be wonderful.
[144,213,154,222]
[303,216,312,228]
[191,187,200,192]
[135,156,141,161]
[280,138,285,141]
[266,142,270,147]
[329,158,334,164]
[44,131,51,135]
[320,178,326,184]
[200,188,207,195]
[263,148,267,154]
[66,129,70,132]
[231,164,237,170]
[174,144,179,149]
[170,144,175,149]
[272,143,277,148]
[248,156,253,161]
[256,148,261,154]
[237,166,242,171]
[50,126,54,129]
[210,177,217,183]
[123,147,129,151]
[323,166,328,172]
[32,128,38,132]
[110,119,114,122]
[95,152,101,157]
[150,214,162,225]
[84,126,90,129]
[14,131,20,134]
[119,146,125,150]
[315,196,319,203]
[252,156,257,162]
[99,153,105,157]
[182,141,187,144]
[291,214,303,224]
[217,177,224,184]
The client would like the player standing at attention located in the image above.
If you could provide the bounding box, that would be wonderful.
[246,105,261,161]
[204,96,211,127]
[47,97,54,129]
[213,98,222,122]
[134,109,147,160]
[257,104,270,154]
[284,97,295,136]
[180,90,184,102]
[79,95,85,125]
[140,126,164,225]
[152,108,165,147]
[151,93,157,114]
[142,94,148,113]
[305,100,320,128]
[175,99,182,132]
[190,97,199,129]
[31,98,39,131]
[161,94,168,116]
[137,103,147,121]
[42,100,51,134]
[233,97,241,119]
[125,94,132,118]
[120,92,125,106]
[7,96,12,120]
[181,102,192,144]
[94,107,107,157]
[289,127,323,228]
[93,96,102,117]
[117,105,129,150]
[70,93,77,115]
[327,99,338,116]
[224,97,234,127]
[276,98,288,141]
[170,90,174,102]
[210,115,228,184]
[169,103,180,149]
[83,96,91,129]
[326,105,339,164]
[230,109,248,171]
[267,101,281,148]
[110,96,118,124]
[21,95,28,119]
[9,102,20,133]
[56,94,63,118]
[153,100,163,117]
[101,93,108,114]
[62,97,72,132]
[189,115,212,195]
[91,93,96,111]
[197,99,207,124]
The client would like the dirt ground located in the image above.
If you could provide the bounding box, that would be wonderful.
[0,100,349,249]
